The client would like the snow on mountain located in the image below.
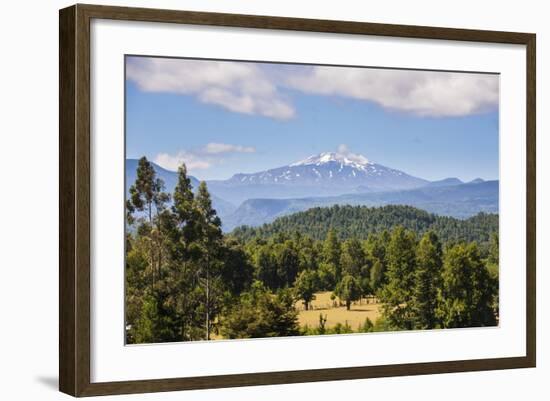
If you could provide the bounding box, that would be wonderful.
[222,151,426,189]
[206,151,428,204]
[290,151,370,169]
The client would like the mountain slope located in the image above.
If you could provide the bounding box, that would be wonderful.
[223,180,498,231]
[426,177,463,187]
[207,151,428,204]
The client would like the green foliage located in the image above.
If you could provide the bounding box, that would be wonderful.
[220,282,300,339]
[486,233,499,316]
[220,238,254,296]
[372,316,391,332]
[317,313,327,335]
[126,158,249,343]
[331,321,354,334]
[412,231,443,329]
[486,232,499,278]
[129,294,158,344]
[294,269,319,310]
[128,156,169,223]
[126,158,499,343]
[369,260,384,294]
[358,317,375,333]
[302,315,354,336]
[323,228,342,282]
[231,204,498,245]
[335,275,362,310]
[438,243,498,328]
[340,237,367,277]
[194,181,224,340]
[317,262,337,290]
[379,227,417,330]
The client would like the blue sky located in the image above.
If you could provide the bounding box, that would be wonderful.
[126,56,499,182]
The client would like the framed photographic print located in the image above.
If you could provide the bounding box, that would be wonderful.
[59,4,536,397]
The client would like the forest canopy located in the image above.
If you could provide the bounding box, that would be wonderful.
[230,204,498,244]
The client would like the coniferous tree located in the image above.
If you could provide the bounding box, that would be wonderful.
[255,245,277,289]
[126,157,170,340]
[172,164,196,241]
[294,269,319,310]
[317,262,336,290]
[438,243,497,328]
[486,232,499,317]
[221,282,299,339]
[274,240,300,288]
[379,226,417,330]
[220,237,254,296]
[486,232,499,278]
[469,243,498,326]
[131,294,159,344]
[232,205,498,246]
[163,164,203,340]
[412,231,443,329]
[194,181,223,340]
[128,156,169,224]
[340,237,367,278]
[323,228,342,284]
[125,236,150,343]
[369,259,384,295]
[126,156,169,285]
[335,274,362,310]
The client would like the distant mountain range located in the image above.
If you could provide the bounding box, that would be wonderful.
[222,180,498,231]
[207,151,428,204]
[125,151,497,232]
[426,177,485,187]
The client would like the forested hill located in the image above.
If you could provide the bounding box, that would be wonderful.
[230,205,498,244]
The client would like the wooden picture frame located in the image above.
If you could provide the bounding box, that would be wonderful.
[59,3,536,397]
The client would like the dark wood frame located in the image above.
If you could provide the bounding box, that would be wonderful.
[59,3,536,397]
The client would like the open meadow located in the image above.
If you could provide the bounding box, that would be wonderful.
[296,292,382,331]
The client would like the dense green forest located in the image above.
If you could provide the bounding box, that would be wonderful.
[125,157,499,344]
[231,204,499,244]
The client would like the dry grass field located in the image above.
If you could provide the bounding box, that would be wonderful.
[296,291,382,331]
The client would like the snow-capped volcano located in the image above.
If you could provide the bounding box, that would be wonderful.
[207,150,428,204]
[290,151,371,170]
[225,150,425,189]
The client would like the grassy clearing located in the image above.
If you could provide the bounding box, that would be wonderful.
[296,291,382,331]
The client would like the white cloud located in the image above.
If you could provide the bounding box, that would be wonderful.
[128,57,499,119]
[153,142,256,172]
[286,66,499,117]
[204,143,255,154]
[127,58,294,120]
[154,151,211,172]
[337,144,369,164]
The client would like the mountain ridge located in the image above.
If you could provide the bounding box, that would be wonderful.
[222,180,498,231]
[206,150,429,204]
[230,204,499,244]
[126,155,497,232]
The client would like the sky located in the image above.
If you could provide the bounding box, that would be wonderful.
[125,56,499,182]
